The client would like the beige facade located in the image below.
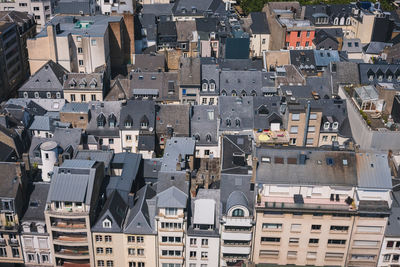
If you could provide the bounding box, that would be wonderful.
[348,12,376,44]
[250,33,270,57]
[64,90,104,103]
[60,111,89,130]
[287,107,322,147]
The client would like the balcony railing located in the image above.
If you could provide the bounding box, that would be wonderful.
[256,200,355,212]
[8,238,19,246]
[54,235,88,243]
[52,221,86,230]
[0,238,6,245]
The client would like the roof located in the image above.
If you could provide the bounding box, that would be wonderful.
[47,160,98,204]
[124,184,157,235]
[356,153,392,189]
[55,0,93,15]
[119,100,155,131]
[161,137,195,172]
[354,85,379,101]
[18,60,68,92]
[253,96,284,130]
[131,54,165,72]
[63,73,104,91]
[156,104,190,136]
[359,63,400,85]
[21,183,50,222]
[75,150,113,170]
[225,38,250,59]
[157,21,176,36]
[313,50,340,67]
[330,61,360,94]
[290,50,316,72]
[92,190,127,233]
[36,15,122,38]
[0,11,33,26]
[138,135,155,151]
[363,41,392,54]
[86,101,122,137]
[29,116,51,131]
[191,105,218,146]
[218,96,254,132]
[250,12,270,34]
[157,186,187,208]
[342,38,362,53]
[179,57,201,86]
[226,190,249,212]
[256,147,358,186]
[221,135,252,174]
[193,199,215,225]
[141,4,174,16]
[0,162,23,199]
[386,205,400,237]
[176,20,196,42]
[172,0,224,16]
[61,102,89,113]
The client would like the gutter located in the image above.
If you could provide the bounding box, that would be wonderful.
[303,100,311,146]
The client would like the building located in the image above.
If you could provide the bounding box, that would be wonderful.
[54,0,96,16]
[0,22,25,101]
[186,189,220,267]
[27,14,132,75]
[242,12,270,57]
[218,96,254,135]
[178,57,201,104]
[280,18,315,49]
[60,102,90,130]
[18,60,68,99]
[253,148,392,267]
[312,28,342,50]
[20,183,52,266]
[63,72,107,102]
[45,159,105,267]
[0,162,29,265]
[0,1,52,32]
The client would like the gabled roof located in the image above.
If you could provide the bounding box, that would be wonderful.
[250,12,270,34]
[92,190,127,233]
[21,183,49,222]
[18,61,68,92]
[119,100,155,130]
[124,185,157,235]
[157,186,187,208]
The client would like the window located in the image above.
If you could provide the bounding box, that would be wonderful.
[129,263,136,267]
[96,235,102,242]
[105,235,112,242]
[309,238,319,244]
[296,42,300,47]
[354,240,378,247]
[202,98,207,104]
[98,260,105,267]
[126,135,132,141]
[91,39,97,46]
[262,223,282,229]
[106,247,113,254]
[20,3,28,6]
[308,126,315,132]
[328,239,346,245]
[357,226,382,233]
[297,31,301,37]
[91,94,96,101]
[190,238,197,245]
[305,41,309,47]
[351,254,375,260]
[137,236,144,243]
[322,135,328,142]
[70,94,76,102]
[56,92,61,99]
[289,138,296,145]
[165,208,177,216]
[306,138,313,145]
[291,113,300,121]
[287,251,297,258]
[330,225,349,232]
[107,260,114,267]
[128,248,135,255]
[290,126,298,134]
[12,247,19,258]
[109,138,114,144]
[209,83,215,91]
[34,15,40,20]
[259,250,279,257]
[137,249,144,255]
[34,92,39,98]
[190,251,197,258]
[79,60,84,66]
[289,238,299,244]
[127,236,135,243]
[77,36,82,42]
[332,122,339,129]
[201,239,208,246]
[27,253,35,262]
[311,224,321,231]
[202,83,208,91]
[325,252,344,259]
[138,263,144,267]
[232,209,244,217]
[201,251,208,259]
[384,254,391,261]
[96,247,104,254]
[261,237,280,243]
[78,47,83,53]
[81,94,86,102]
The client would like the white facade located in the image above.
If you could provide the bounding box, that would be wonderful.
[120,129,139,153]
[40,141,58,182]
[99,136,122,153]
[186,236,219,267]
[195,144,220,159]
[378,237,400,266]
[21,222,52,266]
[32,130,53,138]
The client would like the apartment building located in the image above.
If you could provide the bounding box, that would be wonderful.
[186,189,220,267]
[0,162,29,265]
[242,12,270,57]
[0,22,25,101]
[378,202,400,267]
[0,0,52,32]
[20,183,52,266]
[45,160,105,267]
[27,14,131,75]
[253,147,392,267]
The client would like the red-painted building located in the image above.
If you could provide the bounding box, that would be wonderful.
[279,18,315,49]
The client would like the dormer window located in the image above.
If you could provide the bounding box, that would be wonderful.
[23,92,28,98]
[346,17,351,25]
[206,134,212,142]
[209,82,215,91]
[202,82,208,91]
[378,75,383,82]
[69,79,77,88]
[333,17,339,25]
[332,122,339,130]
[124,115,133,128]
[108,114,116,128]
[251,90,257,96]
[194,134,200,141]
[34,92,39,98]
[235,119,240,127]
[140,115,149,129]
[231,90,237,97]
[369,75,374,81]
[79,79,87,88]
[324,122,330,129]
[388,75,393,81]
[226,119,231,127]
[90,79,97,88]
[97,113,106,127]
[340,17,345,25]
[241,91,247,97]
[232,208,244,217]
[103,219,111,228]
[46,92,51,98]
[221,90,227,96]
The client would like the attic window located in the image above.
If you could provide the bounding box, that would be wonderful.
[206,134,212,142]
[103,219,111,228]
[261,156,271,163]
[332,122,339,129]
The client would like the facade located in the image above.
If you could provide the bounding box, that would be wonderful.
[20,183,52,266]
[45,160,105,267]
[63,72,107,102]
[60,102,90,130]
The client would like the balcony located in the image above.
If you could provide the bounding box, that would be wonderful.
[53,235,88,245]
[221,246,251,255]
[52,221,86,231]
[221,231,252,241]
[55,248,89,260]
[0,238,6,246]
[8,238,19,246]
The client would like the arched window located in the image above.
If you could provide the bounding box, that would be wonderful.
[209,82,215,91]
[194,134,200,141]
[339,17,345,25]
[23,92,28,98]
[232,208,244,217]
[333,17,339,25]
[202,82,208,91]
[346,17,351,25]
[332,122,339,130]
[108,113,116,128]
[97,113,106,127]
[226,119,231,127]
[231,90,237,97]
[221,90,227,96]
[235,119,240,127]
[206,134,212,142]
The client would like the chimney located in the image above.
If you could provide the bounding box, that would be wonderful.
[128,192,135,207]
[176,162,181,171]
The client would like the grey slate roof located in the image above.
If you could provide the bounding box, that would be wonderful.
[75,150,114,171]
[157,186,187,208]
[172,0,224,17]
[290,50,317,74]
[358,63,400,85]
[143,158,161,181]
[63,72,104,91]
[160,137,195,172]
[179,57,201,86]
[0,162,23,199]
[107,153,142,203]
[21,183,50,222]
[201,63,220,96]
[191,105,218,146]
[313,50,340,67]
[124,184,157,235]
[141,4,174,16]
[138,135,155,151]
[220,70,264,96]
[221,135,252,174]
[18,60,68,92]
[363,42,392,55]
[92,190,127,233]
[218,96,254,132]
[47,160,97,204]
[250,12,270,34]
[256,147,358,186]
[61,102,89,113]
[86,101,122,138]
[55,0,93,15]
[342,38,362,54]
[226,190,249,212]
[253,96,285,130]
[156,104,190,137]
[330,61,360,95]
[119,100,155,131]
[29,116,52,131]
[220,173,254,215]
[131,54,166,72]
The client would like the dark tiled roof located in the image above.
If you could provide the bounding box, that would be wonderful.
[250,12,270,34]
